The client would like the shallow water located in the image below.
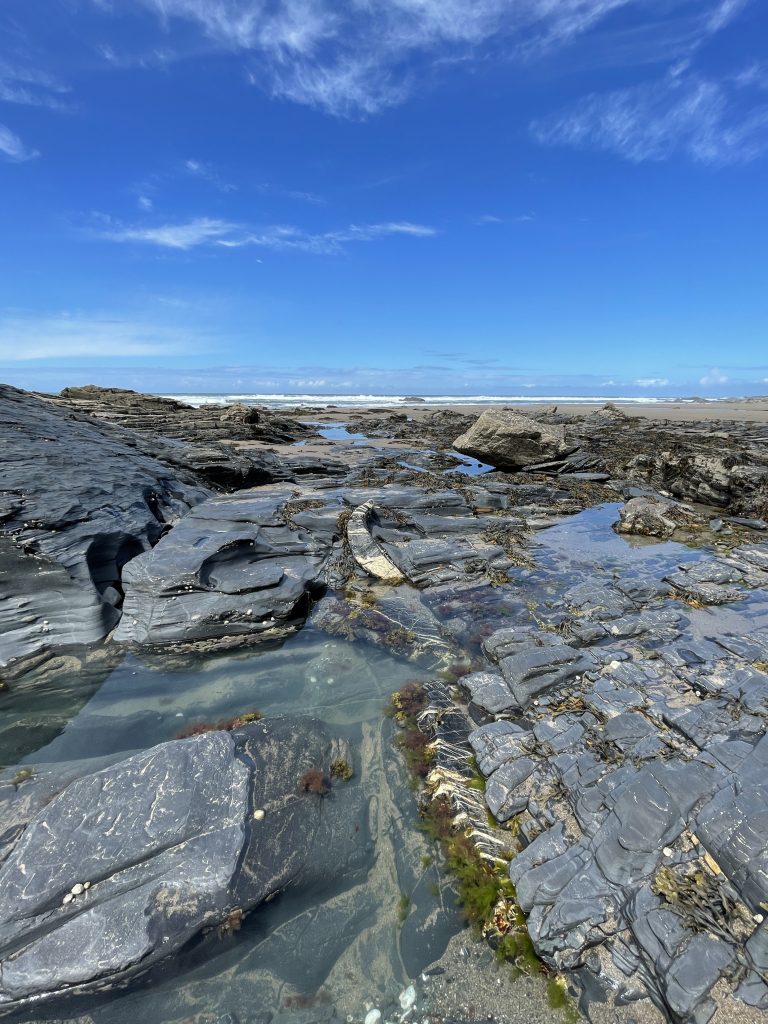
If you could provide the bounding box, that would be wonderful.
[6,501,764,1024]
[4,629,463,1024]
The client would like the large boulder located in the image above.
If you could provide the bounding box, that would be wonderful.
[0,718,361,1014]
[453,410,569,470]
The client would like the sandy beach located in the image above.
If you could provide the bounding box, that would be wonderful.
[307,398,768,424]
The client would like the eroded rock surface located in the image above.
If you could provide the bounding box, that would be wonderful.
[0,718,360,1014]
[0,385,210,668]
[453,410,570,470]
[51,385,308,446]
[115,486,339,646]
[614,495,701,539]
[413,532,768,1023]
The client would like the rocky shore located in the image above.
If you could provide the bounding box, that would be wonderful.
[3,384,768,1024]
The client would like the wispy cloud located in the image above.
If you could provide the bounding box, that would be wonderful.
[184,158,237,192]
[255,182,326,204]
[0,123,38,162]
[634,377,670,387]
[98,217,238,249]
[532,66,768,165]
[219,221,437,254]
[0,60,71,111]
[0,311,199,360]
[102,0,654,117]
[700,367,729,386]
[97,216,437,253]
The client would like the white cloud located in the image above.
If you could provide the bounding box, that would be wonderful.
[705,0,749,35]
[0,124,38,162]
[137,194,154,210]
[0,61,71,111]
[184,158,237,191]
[99,217,239,249]
[98,216,436,253]
[111,0,647,117]
[634,377,670,387]
[699,367,729,385]
[0,312,197,360]
[532,66,768,165]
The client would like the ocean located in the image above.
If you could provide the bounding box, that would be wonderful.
[162,393,682,409]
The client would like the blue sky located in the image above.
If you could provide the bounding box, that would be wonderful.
[1,0,767,397]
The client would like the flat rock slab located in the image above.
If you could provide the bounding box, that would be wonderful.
[115,486,335,645]
[499,646,595,709]
[0,717,361,1013]
[462,671,516,714]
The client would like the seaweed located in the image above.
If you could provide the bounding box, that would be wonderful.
[298,768,331,796]
[329,758,354,781]
[175,710,263,739]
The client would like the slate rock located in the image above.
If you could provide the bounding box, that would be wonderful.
[498,646,594,709]
[115,486,334,646]
[0,385,209,667]
[0,718,361,1013]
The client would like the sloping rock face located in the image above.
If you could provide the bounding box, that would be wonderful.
[0,385,210,668]
[453,410,570,471]
[0,718,360,1015]
[115,486,339,645]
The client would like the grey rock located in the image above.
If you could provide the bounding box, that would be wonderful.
[468,721,534,777]
[453,410,570,471]
[115,486,334,646]
[485,758,536,821]
[0,385,209,668]
[0,718,360,1012]
[498,646,594,709]
[614,496,699,540]
[462,671,515,715]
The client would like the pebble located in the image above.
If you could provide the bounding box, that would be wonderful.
[662,847,673,857]
[398,985,416,1012]
[253,809,265,821]
[364,1011,382,1024]
[62,893,73,905]
[70,883,84,896]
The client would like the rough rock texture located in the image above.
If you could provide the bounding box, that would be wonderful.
[0,385,210,668]
[412,535,768,1024]
[614,496,700,539]
[115,485,339,646]
[453,410,570,471]
[51,385,308,446]
[0,717,360,1014]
